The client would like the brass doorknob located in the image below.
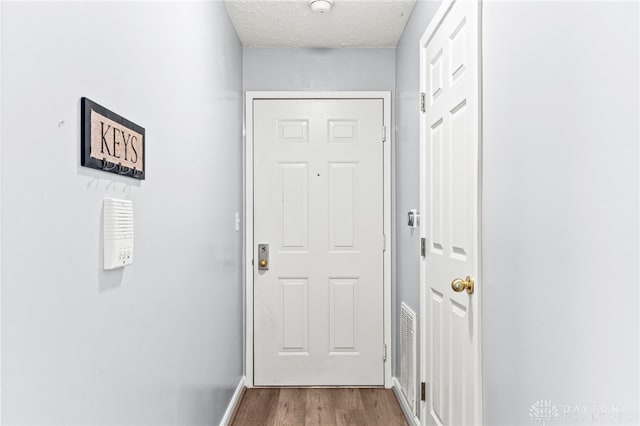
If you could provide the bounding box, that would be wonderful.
[259,259,268,268]
[451,276,474,294]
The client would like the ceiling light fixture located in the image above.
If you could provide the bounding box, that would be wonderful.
[309,0,333,14]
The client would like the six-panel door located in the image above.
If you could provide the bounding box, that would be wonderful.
[253,99,385,386]
[421,0,481,424]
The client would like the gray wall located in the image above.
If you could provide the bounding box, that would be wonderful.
[1,2,243,424]
[482,1,639,424]
[243,48,395,91]
[394,0,440,390]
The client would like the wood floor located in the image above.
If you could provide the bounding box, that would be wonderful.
[229,387,408,426]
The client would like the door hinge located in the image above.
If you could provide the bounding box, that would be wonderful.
[420,92,426,113]
[420,237,426,257]
[382,125,387,143]
[421,382,426,401]
[383,343,387,361]
[383,233,387,252]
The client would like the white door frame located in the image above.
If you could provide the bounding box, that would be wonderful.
[419,0,483,423]
[244,91,393,388]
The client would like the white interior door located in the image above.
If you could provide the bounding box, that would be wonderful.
[253,98,386,386]
[420,0,481,425]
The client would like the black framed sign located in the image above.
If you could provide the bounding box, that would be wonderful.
[81,97,145,180]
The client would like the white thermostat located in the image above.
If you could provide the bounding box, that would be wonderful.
[104,198,134,270]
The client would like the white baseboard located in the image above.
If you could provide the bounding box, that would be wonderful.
[392,377,420,426]
[219,376,246,426]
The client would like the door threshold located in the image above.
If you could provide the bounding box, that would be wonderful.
[252,385,387,389]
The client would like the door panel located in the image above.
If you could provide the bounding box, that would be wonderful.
[280,278,308,353]
[421,0,481,425]
[329,163,357,250]
[254,99,385,386]
[329,278,357,352]
[281,164,308,250]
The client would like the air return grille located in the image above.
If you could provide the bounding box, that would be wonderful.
[400,302,417,415]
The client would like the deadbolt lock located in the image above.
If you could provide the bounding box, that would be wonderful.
[258,244,269,271]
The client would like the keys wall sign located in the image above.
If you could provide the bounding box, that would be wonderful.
[81,97,145,180]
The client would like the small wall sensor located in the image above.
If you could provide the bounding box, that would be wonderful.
[104,198,134,270]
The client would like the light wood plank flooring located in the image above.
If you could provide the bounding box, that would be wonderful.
[229,388,408,426]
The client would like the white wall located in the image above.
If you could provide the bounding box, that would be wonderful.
[1,2,243,424]
[394,0,440,389]
[482,1,639,424]
[243,48,395,91]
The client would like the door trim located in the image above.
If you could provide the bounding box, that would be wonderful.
[244,91,393,388]
[419,0,483,423]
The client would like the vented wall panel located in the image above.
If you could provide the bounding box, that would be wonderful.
[400,302,417,415]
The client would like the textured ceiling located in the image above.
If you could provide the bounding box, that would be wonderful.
[224,0,416,48]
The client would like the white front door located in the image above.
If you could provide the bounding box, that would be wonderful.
[420,0,481,425]
[253,98,386,386]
